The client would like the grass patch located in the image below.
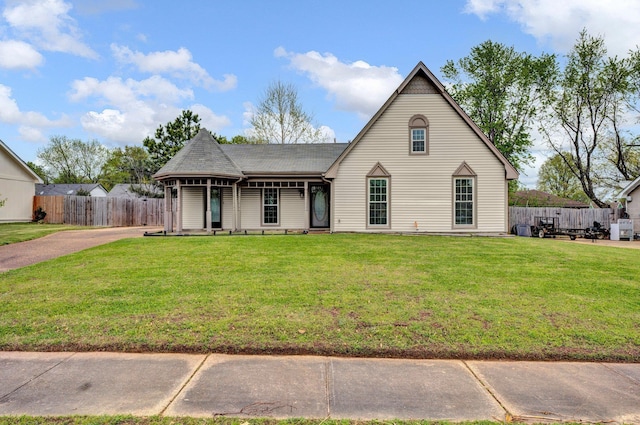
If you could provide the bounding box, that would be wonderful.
[0,234,638,361]
[0,223,87,245]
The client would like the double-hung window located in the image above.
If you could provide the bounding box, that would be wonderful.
[263,188,279,225]
[409,115,429,155]
[368,178,388,226]
[454,178,474,226]
[411,128,426,153]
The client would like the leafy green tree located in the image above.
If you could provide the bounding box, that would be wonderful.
[26,161,49,184]
[100,146,153,190]
[143,110,201,171]
[441,40,557,172]
[537,153,590,203]
[212,133,252,144]
[250,80,325,144]
[37,136,109,183]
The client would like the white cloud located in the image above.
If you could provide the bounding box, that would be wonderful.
[275,47,403,120]
[18,125,46,142]
[69,76,230,143]
[0,40,44,69]
[464,0,640,55]
[111,44,237,91]
[0,83,69,129]
[2,0,97,59]
[190,103,232,131]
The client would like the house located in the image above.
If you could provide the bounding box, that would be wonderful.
[108,183,163,198]
[618,176,640,234]
[153,62,519,234]
[35,183,108,197]
[510,190,589,208]
[0,139,43,222]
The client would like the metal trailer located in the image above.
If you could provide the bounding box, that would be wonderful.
[532,216,609,240]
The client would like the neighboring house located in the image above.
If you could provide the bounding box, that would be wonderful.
[618,176,640,234]
[154,62,519,234]
[510,190,589,208]
[108,183,163,198]
[0,139,43,222]
[35,183,108,197]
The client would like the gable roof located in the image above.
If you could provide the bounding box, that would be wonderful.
[324,62,519,180]
[618,176,640,198]
[0,139,43,183]
[35,183,107,196]
[153,128,349,179]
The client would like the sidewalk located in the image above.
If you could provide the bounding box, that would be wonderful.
[1,352,639,423]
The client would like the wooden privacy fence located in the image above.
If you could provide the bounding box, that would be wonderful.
[33,196,164,227]
[509,206,622,231]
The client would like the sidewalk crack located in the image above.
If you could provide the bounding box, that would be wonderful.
[159,354,209,416]
[0,352,76,402]
[462,360,512,421]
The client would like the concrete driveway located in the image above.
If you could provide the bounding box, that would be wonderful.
[0,226,160,272]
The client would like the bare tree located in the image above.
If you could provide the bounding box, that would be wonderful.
[250,80,325,144]
[540,30,631,207]
[37,136,109,183]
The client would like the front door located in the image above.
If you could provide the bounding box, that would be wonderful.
[210,188,222,228]
[310,184,330,228]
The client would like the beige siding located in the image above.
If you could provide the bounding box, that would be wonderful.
[281,189,306,229]
[0,151,37,222]
[332,93,508,233]
[182,187,204,230]
[239,187,306,230]
[239,188,261,229]
[221,187,234,230]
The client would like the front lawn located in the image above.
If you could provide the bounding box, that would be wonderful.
[0,223,86,245]
[0,234,638,361]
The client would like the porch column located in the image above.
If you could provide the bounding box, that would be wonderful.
[304,181,309,230]
[176,180,183,234]
[206,179,212,234]
[164,185,172,233]
[232,182,239,231]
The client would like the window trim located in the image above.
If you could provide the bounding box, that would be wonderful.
[367,177,390,228]
[452,162,477,229]
[365,163,391,229]
[262,187,279,226]
[409,114,429,155]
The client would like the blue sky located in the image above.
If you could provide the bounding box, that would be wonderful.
[2,0,640,187]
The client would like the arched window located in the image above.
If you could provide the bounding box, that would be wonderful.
[409,115,429,155]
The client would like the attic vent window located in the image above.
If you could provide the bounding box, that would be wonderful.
[409,115,429,155]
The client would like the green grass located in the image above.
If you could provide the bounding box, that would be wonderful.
[0,234,638,361]
[0,223,87,245]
